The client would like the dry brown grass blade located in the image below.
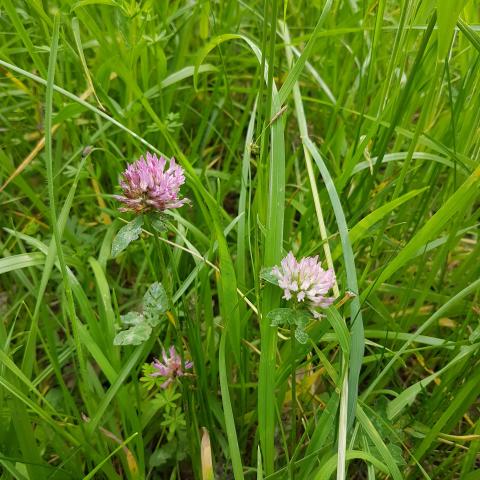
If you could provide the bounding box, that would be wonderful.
[0,85,93,193]
[201,427,214,480]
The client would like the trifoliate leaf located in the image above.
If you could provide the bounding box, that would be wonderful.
[260,267,279,285]
[111,216,144,258]
[295,327,309,344]
[267,307,296,326]
[113,323,152,346]
[294,310,311,328]
[143,282,169,326]
[149,438,187,467]
[149,448,173,468]
[120,311,144,326]
[149,214,168,233]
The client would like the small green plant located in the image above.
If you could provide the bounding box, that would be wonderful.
[263,251,335,343]
[113,282,169,345]
[140,359,191,468]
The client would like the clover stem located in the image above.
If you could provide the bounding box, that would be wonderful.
[144,215,169,292]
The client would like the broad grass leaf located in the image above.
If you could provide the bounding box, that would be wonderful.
[53,103,87,125]
[313,450,389,479]
[356,405,403,480]
[111,216,144,257]
[387,344,478,420]
[71,0,119,11]
[113,324,152,346]
[361,164,480,299]
[332,188,428,260]
[437,0,470,59]
[299,393,339,478]
[194,34,242,90]
[457,18,480,54]
[0,252,44,274]
[325,307,350,357]
[218,328,245,479]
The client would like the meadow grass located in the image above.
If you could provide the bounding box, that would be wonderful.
[1,1,480,479]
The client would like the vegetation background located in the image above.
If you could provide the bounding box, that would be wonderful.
[0,0,479,478]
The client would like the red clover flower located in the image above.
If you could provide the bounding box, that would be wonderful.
[115,152,188,213]
[272,251,335,316]
[150,346,193,389]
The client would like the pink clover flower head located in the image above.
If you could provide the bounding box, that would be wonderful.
[272,251,335,315]
[150,346,193,389]
[115,152,188,213]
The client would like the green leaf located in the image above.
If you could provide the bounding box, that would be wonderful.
[436,0,469,59]
[194,34,242,90]
[219,327,245,480]
[277,0,333,105]
[469,322,480,343]
[120,312,144,326]
[113,324,152,346]
[361,164,480,300]
[295,327,309,344]
[387,344,478,420]
[325,307,351,357]
[53,103,87,125]
[331,188,428,260]
[267,309,311,342]
[293,310,310,328]
[144,65,218,99]
[260,267,279,285]
[299,393,339,478]
[149,448,172,468]
[111,216,144,258]
[356,405,403,480]
[303,136,364,429]
[71,0,119,11]
[313,450,389,479]
[457,18,480,54]
[413,374,480,462]
[0,252,45,274]
[149,437,187,468]
[148,214,168,233]
[266,308,296,326]
[87,346,145,434]
[143,282,169,326]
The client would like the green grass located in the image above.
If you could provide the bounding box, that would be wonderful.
[1,1,480,479]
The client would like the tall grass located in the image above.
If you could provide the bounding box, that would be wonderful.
[1,1,479,479]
